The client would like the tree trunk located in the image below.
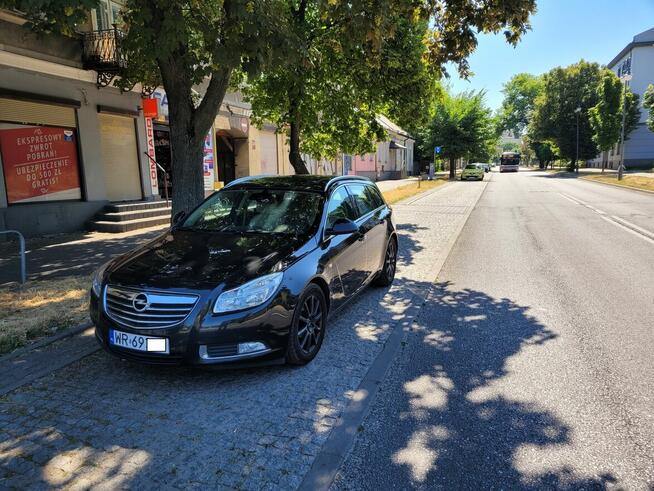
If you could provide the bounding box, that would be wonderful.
[288,98,309,175]
[159,56,232,216]
[169,124,205,217]
[449,156,456,180]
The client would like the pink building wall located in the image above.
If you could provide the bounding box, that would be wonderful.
[349,153,377,174]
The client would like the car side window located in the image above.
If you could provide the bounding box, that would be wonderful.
[326,187,356,229]
[364,185,385,209]
[348,184,381,218]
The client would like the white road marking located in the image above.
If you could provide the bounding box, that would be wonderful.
[559,192,654,244]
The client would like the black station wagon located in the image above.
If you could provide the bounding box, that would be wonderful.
[90,175,398,366]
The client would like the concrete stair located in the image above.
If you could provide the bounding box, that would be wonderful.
[88,201,172,233]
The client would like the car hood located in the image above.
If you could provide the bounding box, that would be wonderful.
[106,230,314,292]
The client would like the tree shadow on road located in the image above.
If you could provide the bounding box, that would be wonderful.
[337,281,619,490]
[395,223,427,268]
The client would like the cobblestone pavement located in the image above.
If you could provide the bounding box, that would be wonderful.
[0,181,487,491]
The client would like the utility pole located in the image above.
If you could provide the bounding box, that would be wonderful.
[618,74,632,181]
[574,107,582,173]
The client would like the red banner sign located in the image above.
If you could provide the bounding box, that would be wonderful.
[144,117,158,195]
[0,126,82,204]
[142,98,158,119]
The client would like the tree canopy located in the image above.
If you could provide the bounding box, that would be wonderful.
[589,70,641,157]
[499,73,543,136]
[5,0,537,210]
[420,88,496,178]
[644,84,654,133]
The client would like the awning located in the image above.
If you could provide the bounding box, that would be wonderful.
[389,140,406,150]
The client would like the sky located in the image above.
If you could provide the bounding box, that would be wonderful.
[447,0,654,111]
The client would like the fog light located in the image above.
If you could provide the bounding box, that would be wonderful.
[238,342,266,354]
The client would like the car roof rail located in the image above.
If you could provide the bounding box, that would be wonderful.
[325,175,371,191]
[223,175,262,188]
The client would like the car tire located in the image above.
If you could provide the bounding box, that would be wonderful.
[373,238,397,287]
[286,284,327,365]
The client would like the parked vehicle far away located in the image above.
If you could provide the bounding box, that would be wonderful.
[461,163,485,181]
[480,163,491,173]
[90,175,398,367]
[500,151,521,172]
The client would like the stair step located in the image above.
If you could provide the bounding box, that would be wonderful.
[105,201,171,213]
[97,207,172,222]
[88,216,171,233]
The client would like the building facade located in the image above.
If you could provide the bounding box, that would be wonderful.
[589,27,654,170]
[0,7,157,237]
[345,115,415,180]
[1,5,406,237]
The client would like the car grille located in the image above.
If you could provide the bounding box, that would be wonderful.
[104,285,198,330]
[205,344,239,358]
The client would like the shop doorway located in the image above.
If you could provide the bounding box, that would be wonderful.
[216,134,236,184]
[153,124,172,198]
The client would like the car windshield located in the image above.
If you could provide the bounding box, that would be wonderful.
[181,188,323,236]
[465,164,478,170]
[501,158,519,166]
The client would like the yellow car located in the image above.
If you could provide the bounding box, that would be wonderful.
[461,163,484,181]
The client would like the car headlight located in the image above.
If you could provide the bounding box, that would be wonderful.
[214,272,283,313]
[91,261,111,297]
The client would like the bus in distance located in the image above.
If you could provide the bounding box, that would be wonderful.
[500,152,520,172]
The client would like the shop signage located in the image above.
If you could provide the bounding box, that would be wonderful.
[142,98,159,118]
[0,126,81,204]
[203,130,215,190]
[153,89,169,119]
[144,118,159,195]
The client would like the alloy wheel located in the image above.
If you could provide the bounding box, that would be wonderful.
[385,240,397,279]
[297,293,323,355]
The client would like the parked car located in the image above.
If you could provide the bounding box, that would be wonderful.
[481,163,491,173]
[90,175,398,367]
[461,164,485,181]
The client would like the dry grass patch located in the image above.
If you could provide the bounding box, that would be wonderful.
[0,276,90,355]
[382,179,448,205]
[582,175,654,193]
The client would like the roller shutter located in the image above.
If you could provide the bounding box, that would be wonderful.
[99,113,142,201]
[260,130,278,175]
[0,98,76,128]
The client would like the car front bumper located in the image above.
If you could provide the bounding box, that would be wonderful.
[91,289,293,366]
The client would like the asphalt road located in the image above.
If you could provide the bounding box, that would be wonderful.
[334,170,654,490]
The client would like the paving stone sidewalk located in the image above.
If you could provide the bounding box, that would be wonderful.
[0,181,487,490]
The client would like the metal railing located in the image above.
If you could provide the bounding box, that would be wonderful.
[81,25,127,74]
[0,230,26,285]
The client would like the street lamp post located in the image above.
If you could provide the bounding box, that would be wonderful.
[618,74,633,181]
[574,107,582,173]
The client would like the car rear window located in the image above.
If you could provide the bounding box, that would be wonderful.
[465,164,478,170]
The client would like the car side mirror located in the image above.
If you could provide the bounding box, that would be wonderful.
[326,218,359,236]
[172,210,186,226]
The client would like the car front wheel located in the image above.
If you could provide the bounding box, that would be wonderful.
[286,284,327,365]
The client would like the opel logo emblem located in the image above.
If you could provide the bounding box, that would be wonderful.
[132,293,149,312]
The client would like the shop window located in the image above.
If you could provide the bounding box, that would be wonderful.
[93,0,124,30]
[0,124,82,204]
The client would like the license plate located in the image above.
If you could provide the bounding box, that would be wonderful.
[109,329,169,354]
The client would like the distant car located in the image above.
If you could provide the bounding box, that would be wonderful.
[480,163,491,173]
[461,164,484,181]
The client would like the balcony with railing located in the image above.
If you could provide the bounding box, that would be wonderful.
[81,25,127,87]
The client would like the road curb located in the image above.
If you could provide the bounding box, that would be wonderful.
[0,323,99,397]
[1,321,92,363]
[578,176,654,195]
[298,179,489,491]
